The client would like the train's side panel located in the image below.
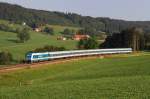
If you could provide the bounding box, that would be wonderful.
[28,48,132,62]
[49,49,132,59]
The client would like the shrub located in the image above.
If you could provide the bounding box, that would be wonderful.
[78,38,98,49]
[31,45,66,53]
[43,27,54,35]
[0,52,13,65]
[62,28,75,38]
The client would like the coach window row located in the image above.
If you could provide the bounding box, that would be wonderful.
[51,50,130,57]
[33,54,50,58]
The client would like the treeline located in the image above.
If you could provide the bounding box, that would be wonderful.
[77,27,150,51]
[100,27,150,51]
[0,2,150,35]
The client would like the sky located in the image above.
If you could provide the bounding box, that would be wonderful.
[0,0,150,21]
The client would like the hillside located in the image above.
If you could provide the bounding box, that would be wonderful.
[0,2,150,34]
[0,54,150,98]
[0,22,79,62]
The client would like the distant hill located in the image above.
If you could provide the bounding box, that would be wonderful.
[0,2,150,34]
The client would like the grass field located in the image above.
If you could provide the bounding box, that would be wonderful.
[0,53,150,99]
[0,26,78,62]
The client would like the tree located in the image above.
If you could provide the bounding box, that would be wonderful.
[122,27,145,51]
[78,38,98,49]
[85,38,98,49]
[77,29,85,35]
[63,28,70,35]
[100,27,145,51]
[62,28,75,38]
[63,28,71,35]
[43,27,54,35]
[78,39,87,49]
[0,52,13,65]
[144,33,150,50]
[17,28,30,43]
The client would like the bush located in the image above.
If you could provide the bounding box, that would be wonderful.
[0,52,13,65]
[0,24,13,32]
[62,28,75,38]
[43,27,54,35]
[31,45,66,53]
[78,38,98,49]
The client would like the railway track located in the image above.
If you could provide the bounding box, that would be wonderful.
[0,55,103,73]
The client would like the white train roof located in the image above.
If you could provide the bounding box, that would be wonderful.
[30,48,132,55]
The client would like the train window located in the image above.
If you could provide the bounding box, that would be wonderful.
[26,55,32,60]
[33,54,49,59]
[33,55,39,58]
[42,54,50,57]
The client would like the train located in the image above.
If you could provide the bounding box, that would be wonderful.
[26,48,132,62]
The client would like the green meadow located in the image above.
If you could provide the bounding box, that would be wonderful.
[0,53,150,99]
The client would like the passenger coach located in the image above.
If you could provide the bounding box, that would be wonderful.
[26,48,132,62]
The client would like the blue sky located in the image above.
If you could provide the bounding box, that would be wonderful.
[0,0,150,21]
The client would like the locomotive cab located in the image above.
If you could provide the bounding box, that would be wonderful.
[26,53,33,63]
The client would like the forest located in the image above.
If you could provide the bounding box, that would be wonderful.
[0,2,150,35]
